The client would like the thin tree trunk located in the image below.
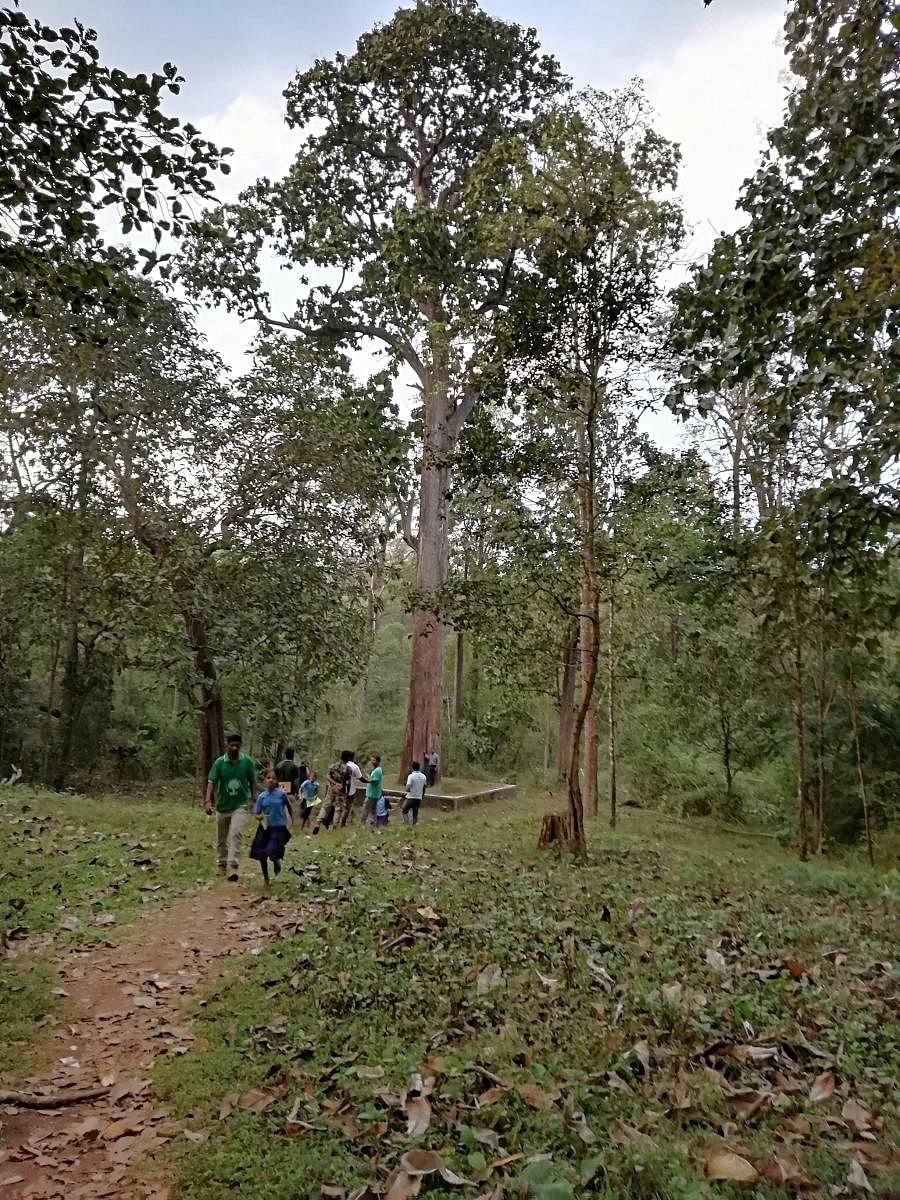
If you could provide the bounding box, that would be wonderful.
[53,452,91,789]
[188,610,225,784]
[453,628,464,724]
[791,646,808,861]
[717,689,734,806]
[581,567,599,819]
[564,412,600,855]
[558,624,578,782]
[607,590,617,830]
[111,463,225,788]
[846,659,874,867]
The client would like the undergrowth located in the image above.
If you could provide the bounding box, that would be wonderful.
[153,798,900,1199]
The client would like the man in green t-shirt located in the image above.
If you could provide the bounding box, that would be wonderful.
[204,733,257,881]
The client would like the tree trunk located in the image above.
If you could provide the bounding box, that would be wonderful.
[186,607,225,785]
[111,464,225,790]
[558,624,578,782]
[717,688,734,807]
[607,592,617,830]
[400,363,451,780]
[791,634,808,861]
[846,658,874,867]
[581,567,599,818]
[453,628,464,725]
[53,452,91,790]
[563,412,600,855]
[811,628,830,854]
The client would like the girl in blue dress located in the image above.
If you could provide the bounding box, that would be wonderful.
[250,768,292,885]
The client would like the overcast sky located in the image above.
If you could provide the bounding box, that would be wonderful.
[34,0,790,440]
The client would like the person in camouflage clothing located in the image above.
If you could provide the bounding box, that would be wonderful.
[313,752,349,834]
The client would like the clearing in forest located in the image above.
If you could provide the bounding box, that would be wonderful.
[1,790,898,1199]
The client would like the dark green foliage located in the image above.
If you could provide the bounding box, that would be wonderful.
[0,7,229,315]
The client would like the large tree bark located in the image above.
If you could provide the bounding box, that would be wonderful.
[400,420,449,778]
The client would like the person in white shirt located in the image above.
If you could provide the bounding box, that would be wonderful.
[403,761,428,826]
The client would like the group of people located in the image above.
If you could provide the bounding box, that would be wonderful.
[203,734,432,885]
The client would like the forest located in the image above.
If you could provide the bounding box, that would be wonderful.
[1,3,899,1199]
[2,0,897,859]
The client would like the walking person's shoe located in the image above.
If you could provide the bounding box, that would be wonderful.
[227,869,239,882]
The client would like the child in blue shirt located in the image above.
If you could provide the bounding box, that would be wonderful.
[298,771,320,830]
[249,768,292,885]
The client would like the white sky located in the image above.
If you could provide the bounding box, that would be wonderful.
[33,0,790,445]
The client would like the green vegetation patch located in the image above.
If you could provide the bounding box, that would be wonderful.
[157,798,900,1200]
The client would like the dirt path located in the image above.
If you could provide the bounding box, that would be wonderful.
[0,882,320,1200]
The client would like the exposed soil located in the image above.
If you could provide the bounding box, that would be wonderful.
[0,881,318,1200]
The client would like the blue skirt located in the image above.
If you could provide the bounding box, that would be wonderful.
[250,824,291,861]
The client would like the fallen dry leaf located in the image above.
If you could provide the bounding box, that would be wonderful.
[632,1040,651,1077]
[477,1086,507,1107]
[104,1117,142,1140]
[476,963,504,994]
[809,1071,836,1105]
[705,947,727,972]
[405,1095,432,1137]
[400,1149,468,1184]
[729,1089,772,1121]
[704,1150,759,1184]
[384,1171,422,1200]
[662,982,682,1005]
[238,1088,279,1114]
[757,1151,816,1191]
[183,1129,208,1144]
[610,1120,652,1146]
[847,1157,873,1192]
[401,1150,446,1176]
[517,1083,555,1111]
[627,897,646,923]
[566,1108,596,1144]
[473,1127,501,1151]
[133,996,156,1009]
[218,1092,239,1120]
[842,1098,872,1132]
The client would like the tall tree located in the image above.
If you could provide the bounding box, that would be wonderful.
[498,85,684,849]
[183,0,564,776]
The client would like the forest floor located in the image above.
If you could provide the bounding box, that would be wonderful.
[0,788,898,1200]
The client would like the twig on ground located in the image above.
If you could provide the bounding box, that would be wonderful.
[0,1085,110,1109]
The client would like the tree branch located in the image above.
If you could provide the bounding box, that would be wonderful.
[251,306,427,384]
[448,387,481,442]
[397,491,418,553]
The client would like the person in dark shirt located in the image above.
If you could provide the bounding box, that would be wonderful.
[276,747,301,796]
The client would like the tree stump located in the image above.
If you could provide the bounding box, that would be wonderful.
[538,811,575,848]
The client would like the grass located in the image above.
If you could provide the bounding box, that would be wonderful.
[0,785,210,1071]
[150,795,899,1200]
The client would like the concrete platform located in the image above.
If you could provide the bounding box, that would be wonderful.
[381,783,516,812]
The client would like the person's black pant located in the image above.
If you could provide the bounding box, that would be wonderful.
[402,797,421,825]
